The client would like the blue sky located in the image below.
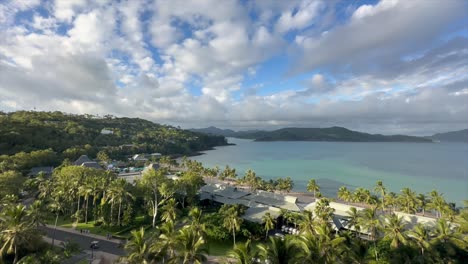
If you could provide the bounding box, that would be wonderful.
[0,0,467,135]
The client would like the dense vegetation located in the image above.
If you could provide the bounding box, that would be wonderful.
[0,111,227,157]
[1,157,466,263]
[0,111,227,178]
[191,126,432,142]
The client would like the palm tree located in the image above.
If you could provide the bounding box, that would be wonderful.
[427,191,448,218]
[398,187,418,214]
[374,181,386,210]
[358,207,380,261]
[257,236,299,264]
[307,179,320,199]
[0,204,36,264]
[172,227,208,264]
[345,207,361,233]
[188,207,205,236]
[26,200,46,227]
[298,210,315,235]
[113,178,134,226]
[432,219,465,250]
[152,221,177,263]
[380,213,408,248]
[298,224,346,264]
[227,239,256,264]
[124,227,149,264]
[416,193,428,216]
[262,212,276,239]
[48,197,65,248]
[406,223,430,256]
[384,192,397,213]
[78,180,93,224]
[161,198,179,224]
[337,186,351,204]
[223,207,243,247]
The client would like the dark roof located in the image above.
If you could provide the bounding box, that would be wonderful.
[81,162,103,169]
[147,163,160,170]
[28,166,54,176]
[73,155,92,166]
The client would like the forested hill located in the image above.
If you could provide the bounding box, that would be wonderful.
[0,111,227,156]
[193,126,432,142]
[243,127,432,142]
[430,129,468,142]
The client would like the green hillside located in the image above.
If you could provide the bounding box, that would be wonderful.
[0,111,227,156]
[238,127,432,142]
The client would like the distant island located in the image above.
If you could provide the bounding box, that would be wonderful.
[429,128,468,142]
[191,126,435,142]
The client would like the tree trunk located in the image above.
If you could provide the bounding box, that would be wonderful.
[152,192,158,228]
[85,196,89,223]
[110,201,114,225]
[118,199,122,226]
[52,213,59,247]
[77,196,81,216]
[13,244,18,264]
[233,229,236,247]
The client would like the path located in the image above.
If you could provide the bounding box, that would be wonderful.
[41,225,125,256]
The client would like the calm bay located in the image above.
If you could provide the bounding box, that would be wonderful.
[191,138,468,206]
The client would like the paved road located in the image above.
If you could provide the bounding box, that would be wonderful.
[41,226,126,256]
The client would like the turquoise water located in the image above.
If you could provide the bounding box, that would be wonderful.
[191,138,468,206]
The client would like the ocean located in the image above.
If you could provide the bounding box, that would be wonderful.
[191,138,468,206]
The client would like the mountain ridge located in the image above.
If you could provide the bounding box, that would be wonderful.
[190,126,434,142]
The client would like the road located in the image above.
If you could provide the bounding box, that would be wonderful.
[41,226,126,256]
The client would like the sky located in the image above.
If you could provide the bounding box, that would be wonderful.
[0,0,467,135]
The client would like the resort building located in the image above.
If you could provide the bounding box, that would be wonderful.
[200,184,439,237]
[73,155,103,169]
[199,183,302,223]
[28,166,54,177]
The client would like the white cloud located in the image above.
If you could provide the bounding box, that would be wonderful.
[275,0,323,33]
[0,0,466,135]
[53,0,88,22]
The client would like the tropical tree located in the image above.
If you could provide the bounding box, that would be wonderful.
[139,168,168,227]
[262,212,276,239]
[257,236,299,264]
[358,207,380,261]
[345,207,361,233]
[124,227,150,264]
[161,198,179,224]
[152,221,177,263]
[427,191,449,218]
[172,227,208,264]
[26,200,46,227]
[227,239,256,264]
[297,224,346,264]
[380,213,408,248]
[398,187,418,214]
[416,193,428,216]
[432,219,466,251]
[406,223,430,256]
[337,186,352,204]
[314,198,334,224]
[298,210,315,235]
[222,206,243,247]
[374,181,386,210]
[307,179,320,199]
[188,207,205,236]
[384,192,398,213]
[0,204,39,264]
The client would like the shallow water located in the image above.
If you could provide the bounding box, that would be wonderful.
[191,138,468,206]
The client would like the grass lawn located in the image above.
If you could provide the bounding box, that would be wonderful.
[207,237,261,256]
[45,215,149,238]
